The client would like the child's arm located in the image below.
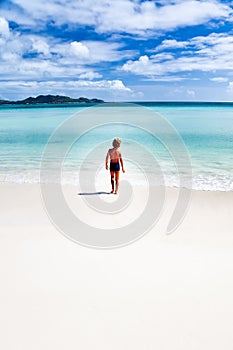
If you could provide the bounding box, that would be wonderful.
[119,152,125,173]
[105,150,110,170]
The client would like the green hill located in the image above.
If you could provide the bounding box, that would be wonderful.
[0,95,104,105]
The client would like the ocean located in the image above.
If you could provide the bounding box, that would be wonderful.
[0,102,233,191]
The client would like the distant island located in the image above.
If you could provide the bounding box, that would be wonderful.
[0,94,104,105]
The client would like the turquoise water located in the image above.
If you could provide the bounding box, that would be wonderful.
[0,103,233,190]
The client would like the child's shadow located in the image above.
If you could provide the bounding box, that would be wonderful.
[78,191,111,196]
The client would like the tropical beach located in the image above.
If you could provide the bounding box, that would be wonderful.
[1,102,233,349]
[1,0,233,348]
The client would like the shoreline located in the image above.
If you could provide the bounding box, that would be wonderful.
[0,180,232,192]
[1,181,233,252]
[1,182,232,231]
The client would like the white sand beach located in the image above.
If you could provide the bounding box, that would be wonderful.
[1,183,233,349]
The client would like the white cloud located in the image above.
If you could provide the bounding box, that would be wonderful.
[79,41,135,63]
[227,81,233,94]
[0,17,10,37]
[169,86,196,99]
[187,89,195,97]
[0,18,135,82]
[31,37,51,57]
[107,80,132,92]
[79,72,102,80]
[122,55,164,76]
[145,76,186,82]
[68,79,132,92]
[209,77,229,83]
[70,41,90,59]
[155,39,188,51]
[122,32,233,80]
[1,79,131,90]
[46,40,134,66]
[0,79,133,100]
[150,52,174,61]
[2,0,232,35]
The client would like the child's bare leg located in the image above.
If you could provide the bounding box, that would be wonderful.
[110,172,114,193]
[114,171,120,194]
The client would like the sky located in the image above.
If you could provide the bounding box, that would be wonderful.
[1,0,233,101]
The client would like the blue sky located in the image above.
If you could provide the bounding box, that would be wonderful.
[1,0,233,101]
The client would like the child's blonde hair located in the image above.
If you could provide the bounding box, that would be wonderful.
[112,138,121,148]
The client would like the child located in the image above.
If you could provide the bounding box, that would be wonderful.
[105,138,125,194]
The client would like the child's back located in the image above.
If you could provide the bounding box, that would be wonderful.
[108,148,121,162]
